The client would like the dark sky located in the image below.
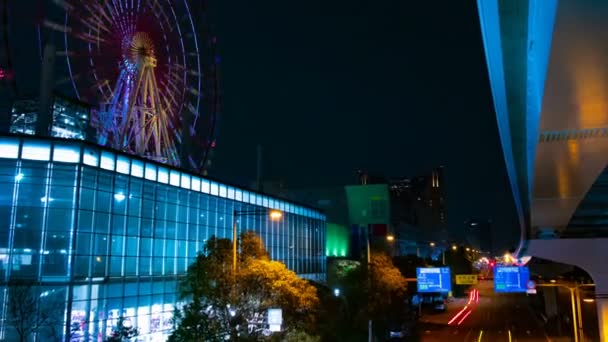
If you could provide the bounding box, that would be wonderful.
[209,0,519,249]
[5,0,519,251]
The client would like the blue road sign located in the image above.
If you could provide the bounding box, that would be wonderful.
[494,266,530,293]
[416,267,452,293]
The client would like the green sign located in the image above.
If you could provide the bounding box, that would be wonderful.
[345,184,390,225]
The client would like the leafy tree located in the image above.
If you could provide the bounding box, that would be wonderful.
[330,252,407,340]
[106,316,138,341]
[171,231,320,340]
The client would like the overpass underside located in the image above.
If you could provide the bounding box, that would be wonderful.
[478,0,608,340]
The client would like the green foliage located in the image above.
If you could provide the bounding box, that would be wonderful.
[170,231,320,340]
[282,329,321,342]
[325,252,408,340]
[106,316,138,342]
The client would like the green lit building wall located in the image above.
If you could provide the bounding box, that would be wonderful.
[326,223,349,257]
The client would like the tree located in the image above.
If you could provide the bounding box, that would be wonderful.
[106,316,138,341]
[7,281,62,342]
[330,252,408,340]
[171,231,320,340]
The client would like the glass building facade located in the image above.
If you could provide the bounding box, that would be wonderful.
[0,135,326,341]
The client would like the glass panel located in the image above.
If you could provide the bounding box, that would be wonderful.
[227,187,235,200]
[53,144,80,163]
[131,160,144,178]
[157,167,169,184]
[82,146,99,166]
[169,170,180,187]
[116,155,130,174]
[145,163,156,181]
[21,141,51,161]
[218,185,226,198]
[191,177,201,192]
[235,189,242,202]
[210,182,218,196]
[100,151,115,170]
[180,174,190,189]
[0,137,20,158]
[201,179,210,193]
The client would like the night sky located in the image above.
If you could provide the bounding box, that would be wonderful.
[209,0,518,249]
[5,1,519,251]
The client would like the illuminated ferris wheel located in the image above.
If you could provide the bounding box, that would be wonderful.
[40,0,219,172]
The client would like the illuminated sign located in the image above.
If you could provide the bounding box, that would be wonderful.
[416,267,451,293]
[494,266,530,293]
[455,274,478,285]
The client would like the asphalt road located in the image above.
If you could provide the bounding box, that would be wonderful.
[417,281,553,342]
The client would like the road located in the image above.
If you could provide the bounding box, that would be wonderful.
[417,281,553,342]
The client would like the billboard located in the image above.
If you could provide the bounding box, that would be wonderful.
[494,266,530,293]
[416,267,451,293]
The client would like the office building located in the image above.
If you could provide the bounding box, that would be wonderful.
[9,95,90,141]
[0,134,325,341]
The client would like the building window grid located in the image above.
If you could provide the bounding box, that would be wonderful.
[0,137,326,341]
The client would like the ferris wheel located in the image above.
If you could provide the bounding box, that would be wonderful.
[39,0,219,173]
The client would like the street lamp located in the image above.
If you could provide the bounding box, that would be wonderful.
[429,242,435,247]
[386,234,395,242]
[232,209,283,274]
[452,245,457,251]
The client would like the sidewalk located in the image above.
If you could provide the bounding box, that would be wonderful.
[418,296,469,325]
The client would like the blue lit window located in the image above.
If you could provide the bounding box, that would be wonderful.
[21,141,51,161]
[218,185,227,198]
[83,147,99,167]
[263,197,269,207]
[255,194,262,206]
[131,160,144,178]
[191,177,201,191]
[170,170,180,187]
[0,137,19,158]
[250,193,257,205]
[242,191,249,203]
[157,167,169,184]
[210,182,218,196]
[145,163,156,181]
[116,156,130,174]
[53,144,80,163]
[201,179,210,194]
[100,151,115,170]
[235,189,242,202]
[227,187,235,200]
[181,174,191,189]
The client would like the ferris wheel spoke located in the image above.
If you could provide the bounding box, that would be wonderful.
[51,0,75,11]
[43,19,71,33]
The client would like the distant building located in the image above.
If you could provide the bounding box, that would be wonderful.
[10,95,91,140]
[389,166,447,245]
[353,167,448,257]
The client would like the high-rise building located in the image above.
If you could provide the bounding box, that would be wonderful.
[10,95,90,140]
[349,167,448,257]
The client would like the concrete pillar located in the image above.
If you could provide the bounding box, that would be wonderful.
[528,238,608,342]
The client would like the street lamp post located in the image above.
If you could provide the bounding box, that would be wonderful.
[536,282,595,342]
[232,209,283,274]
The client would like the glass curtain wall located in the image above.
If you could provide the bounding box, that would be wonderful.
[0,135,326,341]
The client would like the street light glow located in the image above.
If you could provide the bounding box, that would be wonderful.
[429,242,435,247]
[452,245,457,251]
[269,210,283,220]
[466,247,471,252]
[386,235,395,242]
[583,298,595,303]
